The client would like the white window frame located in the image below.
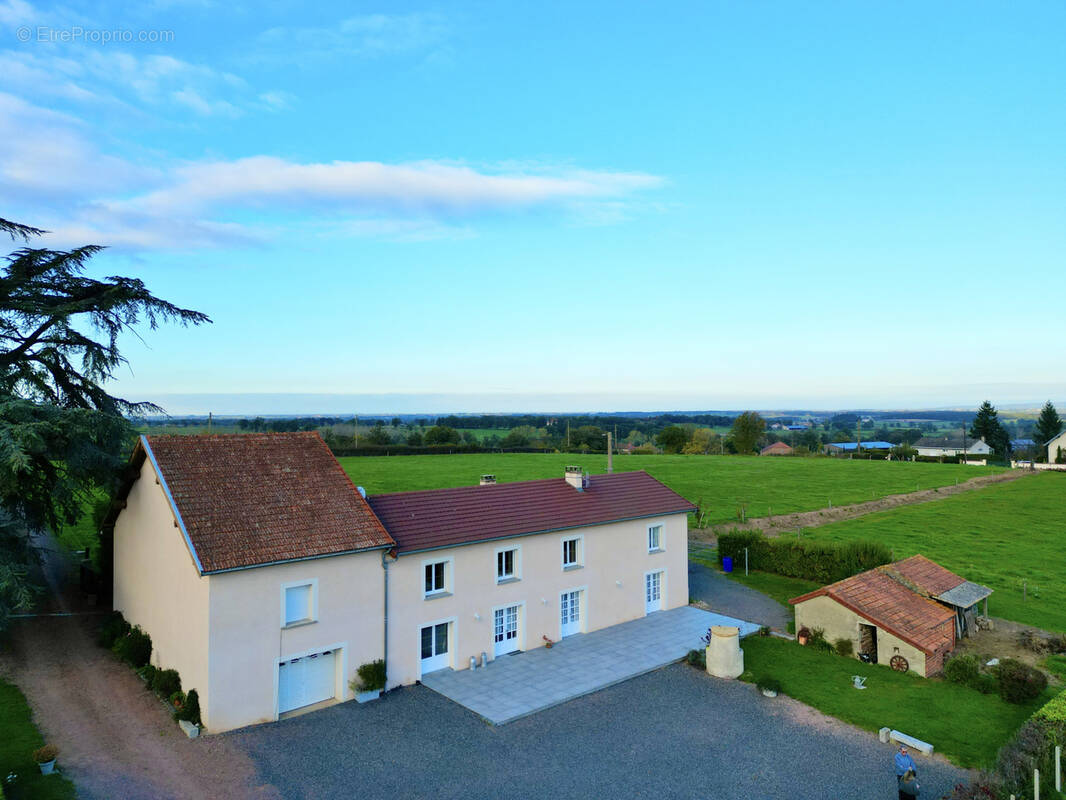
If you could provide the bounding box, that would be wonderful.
[422,557,453,599]
[416,615,457,680]
[490,600,525,654]
[558,585,587,639]
[647,523,664,553]
[561,535,584,570]
[644,568,666,615]
[494,544,521,584]
[280,578,319,628]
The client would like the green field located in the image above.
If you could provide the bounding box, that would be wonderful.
[738,636,1048,768]
[337,453,1004,526]
[800,472,1066,632]
[0,679,76,799]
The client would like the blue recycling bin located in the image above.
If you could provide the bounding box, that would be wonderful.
[722,556,733,573]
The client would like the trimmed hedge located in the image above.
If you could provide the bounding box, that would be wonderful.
[718,531,891,584]
[150,668,182,698]
[1034,688,1066,723]
[112,625,152,668]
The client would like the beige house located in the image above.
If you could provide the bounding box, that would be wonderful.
[368,468,693,686]
[110,437,694,732]
[1046,429,1066,463]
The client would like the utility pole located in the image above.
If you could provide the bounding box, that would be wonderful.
[856,416,862,453]
[607,432,614,473]
[567,420,570,449]
[207,412,212,433]
[354,415,359,447]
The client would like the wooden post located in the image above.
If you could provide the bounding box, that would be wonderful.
[744,547,749,576]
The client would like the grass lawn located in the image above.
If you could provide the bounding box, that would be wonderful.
[799,472,1066,633]
[738,636,1048,768]
[337,453,1003,526]
[0,679,75,800]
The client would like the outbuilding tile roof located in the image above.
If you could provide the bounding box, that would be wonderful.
[368,470,695,555]
[886,554,964,597]
[138,432,394,573]
[789,557,957,655]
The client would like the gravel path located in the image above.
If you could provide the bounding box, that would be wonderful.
[0,538,278,800]
[231,663,970,800]
[688,560,791,630]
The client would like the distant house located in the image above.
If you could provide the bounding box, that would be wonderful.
[760,441,793,456]
[786,424,809,431]
[1047,430,1066,463]
[824,441,894,454]
[789,555,992,677]
[913,436,991,457]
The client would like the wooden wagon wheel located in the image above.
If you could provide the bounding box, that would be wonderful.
[890,655,909,672]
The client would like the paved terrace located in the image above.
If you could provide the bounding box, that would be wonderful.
[421,605,760,724]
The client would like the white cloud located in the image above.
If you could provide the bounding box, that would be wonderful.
[0,0,34,26]
[0,47,270,117]
[254,13,449,64]
[129,157,664,216]
[1,95,664,253]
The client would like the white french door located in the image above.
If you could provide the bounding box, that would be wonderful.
[420,622,451,674]
[645,570,663,614]
[494,604,520,656]
[560,590,582,637]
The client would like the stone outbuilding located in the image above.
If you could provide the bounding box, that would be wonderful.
[789,556,991,677]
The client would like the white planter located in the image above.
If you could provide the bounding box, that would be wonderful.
[38,759,56,775]
[356,689,381,704]
[178,719,200,739]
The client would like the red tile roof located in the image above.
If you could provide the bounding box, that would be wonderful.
[134,433,395,573]
[367,470,695,555]
[789,557,957,655]
[886,554,965,597]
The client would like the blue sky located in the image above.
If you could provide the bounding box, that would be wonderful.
[2,1,1064,413]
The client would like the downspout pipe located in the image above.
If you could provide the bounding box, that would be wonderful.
[381,548,391,691]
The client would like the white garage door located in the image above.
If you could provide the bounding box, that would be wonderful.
[278,650,336,714]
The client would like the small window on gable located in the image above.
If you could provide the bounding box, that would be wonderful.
[496,546,519,583]
[283,582,315,627]
[425,560,448,596]
[562,537,582,569]
[648,524,663,552]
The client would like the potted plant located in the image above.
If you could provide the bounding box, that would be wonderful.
[797,626,811,646]
[33,745,58,775]
[756,676,782,698]
[350,659,386,703]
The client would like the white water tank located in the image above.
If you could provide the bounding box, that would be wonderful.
[706,625,744,679]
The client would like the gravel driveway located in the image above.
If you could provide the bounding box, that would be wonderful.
[230,663,969,800]
[688,560,792,630]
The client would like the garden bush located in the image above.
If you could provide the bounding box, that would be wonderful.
[176,688,201,727]
[944,654,981,687]
[112,625,152,668]
[756,675,782,694]
[686,649,706,669]
[138,664,157,684]
[354,659,387,693]
[717,530,891,584]
[96,610,130,648]
[150,668,181,698]
[806,628,834,653]
[833,638,854,657]
[995,658,1048,704]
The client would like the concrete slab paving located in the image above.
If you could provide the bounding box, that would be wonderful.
[420,605,759,724]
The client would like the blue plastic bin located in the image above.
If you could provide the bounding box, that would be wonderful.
[722,556,733,573]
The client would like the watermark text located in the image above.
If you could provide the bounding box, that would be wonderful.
[16,26,175,44]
